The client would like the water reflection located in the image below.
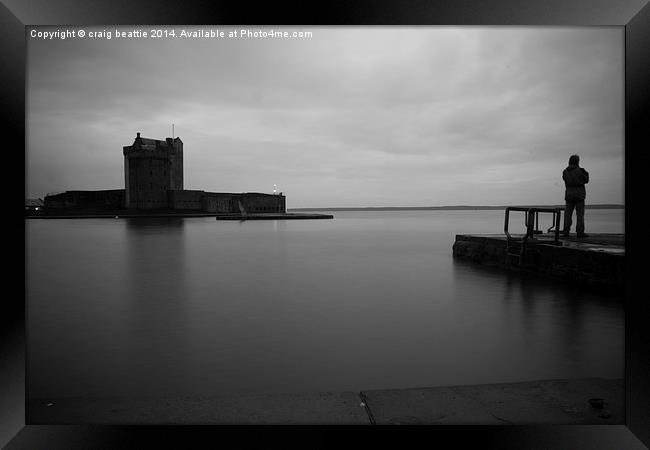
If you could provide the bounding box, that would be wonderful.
[123,218,189,396]
[451,258,623,380]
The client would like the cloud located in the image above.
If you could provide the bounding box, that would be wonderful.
[27,26,623,206]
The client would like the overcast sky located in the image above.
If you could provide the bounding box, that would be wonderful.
[27,26,623,207]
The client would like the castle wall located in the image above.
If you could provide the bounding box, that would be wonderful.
[202,192,236,213]
[126,156,169,209]
[41,189,287,214]
[44,190,125,209]
[236,193,286,213]
[168,189,204,210]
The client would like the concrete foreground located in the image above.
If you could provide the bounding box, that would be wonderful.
[28,378,623,425]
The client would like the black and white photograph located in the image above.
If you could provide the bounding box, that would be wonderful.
[25,25,627,427]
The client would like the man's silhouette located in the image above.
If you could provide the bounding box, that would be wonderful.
[562,154,589,238]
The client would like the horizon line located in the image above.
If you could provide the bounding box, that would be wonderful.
[288,204,625,211]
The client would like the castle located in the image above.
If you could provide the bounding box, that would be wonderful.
[124,132,184,209]
[44,133,286,214]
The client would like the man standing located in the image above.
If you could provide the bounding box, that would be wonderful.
[562,154,589,237]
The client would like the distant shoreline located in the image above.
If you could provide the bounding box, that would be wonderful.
[288,204,624,212]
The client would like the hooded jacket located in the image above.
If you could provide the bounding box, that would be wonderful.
[562,164,589,201]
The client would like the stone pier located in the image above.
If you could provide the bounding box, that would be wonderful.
[452,233,624,290]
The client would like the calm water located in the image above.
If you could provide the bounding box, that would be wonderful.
[26,209,625,399]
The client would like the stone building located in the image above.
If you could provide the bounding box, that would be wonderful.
[123,132,183,209]
[43,132,286,214]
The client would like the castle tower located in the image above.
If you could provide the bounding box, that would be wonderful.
[123,132,183,209]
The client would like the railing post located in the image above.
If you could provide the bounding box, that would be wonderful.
[526,208,535,238]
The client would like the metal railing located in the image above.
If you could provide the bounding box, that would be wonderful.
[504,207,563,266]
[504,207,563,243]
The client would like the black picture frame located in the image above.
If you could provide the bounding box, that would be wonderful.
[4,1,649,448]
